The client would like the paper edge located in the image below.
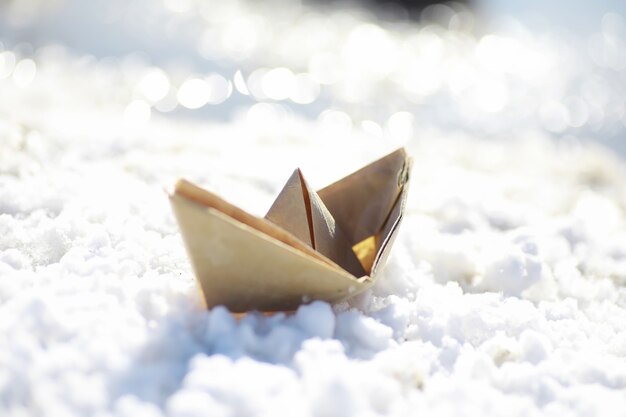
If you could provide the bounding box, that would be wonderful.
[169,183,372,283]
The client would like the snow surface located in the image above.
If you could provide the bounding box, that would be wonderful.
[2,1,626,416]
[3,86,626,416]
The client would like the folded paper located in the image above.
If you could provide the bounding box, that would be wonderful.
[265,168,365,278]
[169,148,411,312]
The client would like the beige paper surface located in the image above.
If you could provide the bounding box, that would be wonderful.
[169,148,411,312]
[318,148,409,244]
[372,157,411,276]
[174,179,337,268]
[170,193,371,312]
[265,169,313,246]
[265,169,365,277]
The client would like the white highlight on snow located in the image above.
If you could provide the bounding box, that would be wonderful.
[124,99,151,123]
[204,73,232,105]
[290,73,320,104]
[246,67,269,99]
[12,58,36,87]
[386,112,414,144]
[262,67,296,101]
[163,0,193,14]
[233,70,250,95]
[177,78,210,109]
[0,51,16,79]
[138,68,170,103]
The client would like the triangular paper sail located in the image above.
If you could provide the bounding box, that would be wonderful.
[265,169,365,277]
[169,148,411,312]
[265,169,313,246]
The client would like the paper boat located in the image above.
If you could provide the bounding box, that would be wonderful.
[169,148,411,312]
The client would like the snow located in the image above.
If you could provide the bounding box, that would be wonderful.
[2,0,626,416]
[3,99,626,416]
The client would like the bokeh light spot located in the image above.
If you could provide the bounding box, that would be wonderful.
[177,78,211,109]
[139,68,170,103]
[290,73,320,104]
[234,70,250,95]
[0,51,16,79]
[12,58,36,87]
[124,100,151,124]
[205,73,232,104]
[262,68,296,101]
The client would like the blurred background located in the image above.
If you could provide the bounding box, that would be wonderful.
[0,0,625,153]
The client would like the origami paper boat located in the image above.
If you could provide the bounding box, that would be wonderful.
[169,148,411,312]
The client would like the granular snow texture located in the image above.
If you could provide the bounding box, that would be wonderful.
[2,81,626,417]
